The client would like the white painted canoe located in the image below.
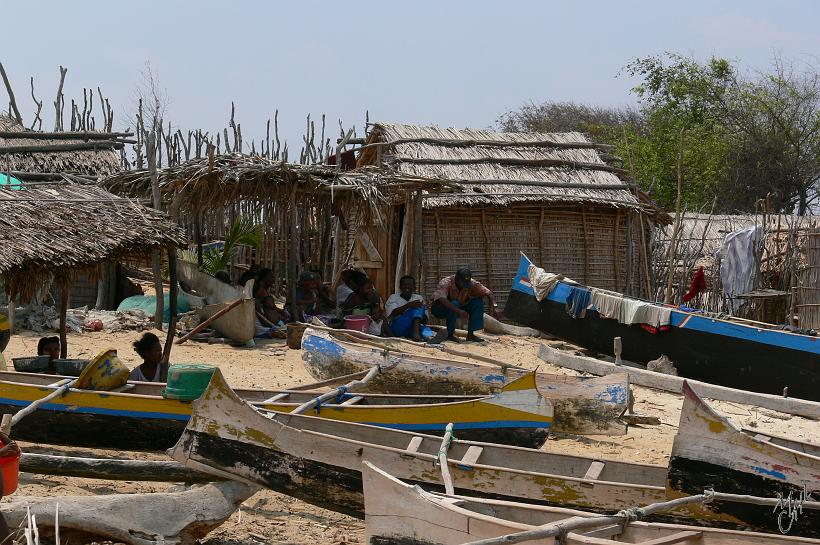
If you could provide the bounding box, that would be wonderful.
[362,461,820,545]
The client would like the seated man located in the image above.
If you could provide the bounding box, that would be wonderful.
[431,268,500,342]
[290,271,335,323]
[385,276,436,342]
[342,279,385,335]
[255,296,286,338]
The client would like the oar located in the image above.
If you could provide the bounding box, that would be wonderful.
[176,298,246,344]
[6,379,78,431]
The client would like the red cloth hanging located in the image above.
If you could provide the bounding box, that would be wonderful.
[682,266,707,302]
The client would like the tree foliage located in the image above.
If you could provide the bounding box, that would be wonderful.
[498,53,820,214]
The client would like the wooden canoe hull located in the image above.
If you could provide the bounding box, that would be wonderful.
[505,254,820,402]
[363,462,820,545]
[170,369,751,530]
[199,298,257,343]
[668,382,820,538]
[301,328,628,435]
[0,370,553,450]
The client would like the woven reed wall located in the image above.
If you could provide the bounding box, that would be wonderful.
[797,229,820,329]
[419,204,642,308]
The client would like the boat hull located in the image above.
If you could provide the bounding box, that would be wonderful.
[505,256,820,401]
[302,328,628,435]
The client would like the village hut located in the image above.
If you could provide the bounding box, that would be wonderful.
[0,182,186,355]
[355,123,667,306]
[101,153,455,301]
[0,113,134,308]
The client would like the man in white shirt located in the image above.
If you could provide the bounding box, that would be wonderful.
[385,276,437,342]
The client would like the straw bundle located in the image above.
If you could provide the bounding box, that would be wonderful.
[0,183,186,300]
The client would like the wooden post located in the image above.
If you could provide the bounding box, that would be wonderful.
[613,336,622,366]
[163,247,178,364]
[581,206,590,284]
[147,130,164,329]
[665,128,686,304]
[195,214,204,268]
[289,183,302,322]
[412,191,424,283]
[437,423,455,495]
[480,210,493,287]
[59,285,69,359]
[612,209,621,291]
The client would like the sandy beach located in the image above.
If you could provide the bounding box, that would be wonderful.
[2,328,817,544]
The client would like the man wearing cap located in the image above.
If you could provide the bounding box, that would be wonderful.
[431,268,500,342]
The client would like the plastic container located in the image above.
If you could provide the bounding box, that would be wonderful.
[0,437,20,496]
[344,315,370,333]
[163,364,217,401]
[12,356,51,374]
[53,358,91,377]
[286,323,307,349]
[75,349,130,391]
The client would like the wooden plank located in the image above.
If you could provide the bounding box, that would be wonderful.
[358,231,383,263]
[262,392,289,403]
[582,461,605,481]
[459,446,483,467]
[340,395,364,406]
[405,436,423,453]
[19,453,222,483]
[633,531,702,545]
[109,384,135,393]
[538,344,820,420]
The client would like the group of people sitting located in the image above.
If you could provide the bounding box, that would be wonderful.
[239,264,500,343]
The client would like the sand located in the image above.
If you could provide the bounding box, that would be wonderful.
[2,328,818,544]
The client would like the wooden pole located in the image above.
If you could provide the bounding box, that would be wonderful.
[665,128,686,304]
[19,453,222,483]
[437,423,455,495]
[163,247,178,365]
[288,183,302,322]
[176,298,245,344]
[0,62,23,125]
[59,285,69,359]
[290,357,388,415]
[147,130,164,330]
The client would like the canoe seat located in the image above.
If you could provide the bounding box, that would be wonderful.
[109,384,136,393]
[459,446,483,467]
[340,395,364,406]
[582,461,605,481]
[405,436,424,453]
[262,393,289,403]
[572,529,702,544]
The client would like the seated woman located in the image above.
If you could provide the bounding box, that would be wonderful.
[342,279,385,336]
[37,336,61,362]
[291,271,335,323]
[255,296,287,338]
[129,332,167,382]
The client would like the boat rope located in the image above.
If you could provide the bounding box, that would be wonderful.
[334,386,348,404]
[312,397,323,414]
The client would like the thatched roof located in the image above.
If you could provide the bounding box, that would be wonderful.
[359,123,657,214]
[0,114,123,177]
[101,153,458,222]
[0,183,186,300]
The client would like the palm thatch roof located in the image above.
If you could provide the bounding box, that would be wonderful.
[358,123,660,216]
[0,183,186,300]
[101,153,458,223]
[0,114,124,178]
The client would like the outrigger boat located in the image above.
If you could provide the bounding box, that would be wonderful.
[0,369,553,450]
[302,327,629,435]
[362,462,820,545]
[505,254,820,402]
[169,369,820,536]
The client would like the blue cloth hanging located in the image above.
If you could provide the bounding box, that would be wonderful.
[566,287,591,319]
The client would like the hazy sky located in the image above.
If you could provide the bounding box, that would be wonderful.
[3,1,819,152]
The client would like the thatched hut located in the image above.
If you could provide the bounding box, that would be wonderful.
[0,114,124,178]
[356,123,667,306]
[102,153,455,299]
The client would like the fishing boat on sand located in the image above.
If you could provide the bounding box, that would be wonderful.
[0,369,553,450]
[505,254,820,401]
[362,462,820,545]
[302,327,629,435]
[168,369,820,536]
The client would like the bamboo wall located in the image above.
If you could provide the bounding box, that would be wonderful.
[797,229,820,329]
[418,204,645,308]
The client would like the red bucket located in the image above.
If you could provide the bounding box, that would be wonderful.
[344,315,370,333]
[0,433,20,496]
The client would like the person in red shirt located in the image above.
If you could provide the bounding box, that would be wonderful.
[431,268,500,342]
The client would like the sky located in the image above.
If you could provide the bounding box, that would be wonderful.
[3,1,820,154]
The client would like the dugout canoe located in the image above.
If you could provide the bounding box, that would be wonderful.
[504,254,820,402]
[667,381,820,537]
[0,369,552,451]
[302,327,629,435]
[362,461,820,545]
[168,369,817,536]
